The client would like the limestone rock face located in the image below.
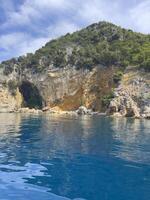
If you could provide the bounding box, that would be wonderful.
[0,87,22,113]
[0,62,149,119]
[0,65,115,112]
[108,67,150,118]
[108,95,140,117]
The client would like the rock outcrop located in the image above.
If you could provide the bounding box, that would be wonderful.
[0,86,22,113]
[108,67,150,118]
[76,106,92,115]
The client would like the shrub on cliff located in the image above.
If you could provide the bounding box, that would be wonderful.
[1,21,150,73]
[113,71,123,83]
[140,59,150,72]
[102,91,115,108]
[7,80,18,96]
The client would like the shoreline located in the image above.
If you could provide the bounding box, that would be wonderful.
[0,107,149,119]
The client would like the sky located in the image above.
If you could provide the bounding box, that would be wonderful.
[0,0,150,62]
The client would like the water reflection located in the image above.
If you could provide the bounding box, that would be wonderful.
[111,117,150,163]
[1,114,149,164]
[0,113,149,200]
[0,113,21,134]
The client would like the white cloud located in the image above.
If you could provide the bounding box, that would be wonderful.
[30,0,68,9]
[1,0,15,13]
[129,0,150,33]
[0,21,78,60]
[0,32,50,58]
[0,0,150,62]
[3,0,150,32]
[0,33,26,50]
[46,21,79,38]
[2,2,38,27]
[2,0,72,28]
[76,0,120,25]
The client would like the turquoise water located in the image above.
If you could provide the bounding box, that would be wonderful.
[0,113,149,200]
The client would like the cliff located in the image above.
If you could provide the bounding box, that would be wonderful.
[0,21,149,118]
[108,66,150,118]
[0,65,116,112]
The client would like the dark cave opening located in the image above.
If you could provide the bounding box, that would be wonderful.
[19,81,43,109]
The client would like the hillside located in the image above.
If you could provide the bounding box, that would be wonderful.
[0,21,150,74]
[0,21,149,118]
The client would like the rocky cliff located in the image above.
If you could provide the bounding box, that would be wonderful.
[108,67,150,118]
[0,21,149,117]
[0,64,116,112]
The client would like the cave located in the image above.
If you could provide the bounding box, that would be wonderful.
[19,81,43,109]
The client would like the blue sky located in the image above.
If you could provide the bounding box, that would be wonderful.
[0,0,150,62]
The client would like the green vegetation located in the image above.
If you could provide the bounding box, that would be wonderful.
[7,79,18,96]
[113,71,123,83]
[0,21,150,73]
[102,91,115,108]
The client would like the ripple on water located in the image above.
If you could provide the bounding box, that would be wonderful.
[0,162,71,200]
[0,114,149,200]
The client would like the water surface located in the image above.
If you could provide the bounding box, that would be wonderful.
[0,113,149,200]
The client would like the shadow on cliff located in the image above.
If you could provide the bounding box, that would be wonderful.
[19,81,43,109]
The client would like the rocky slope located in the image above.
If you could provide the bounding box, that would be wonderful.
[108,67,150,118]
[0,21,149,117]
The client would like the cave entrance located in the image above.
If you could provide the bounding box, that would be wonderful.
[19,81,43,109]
